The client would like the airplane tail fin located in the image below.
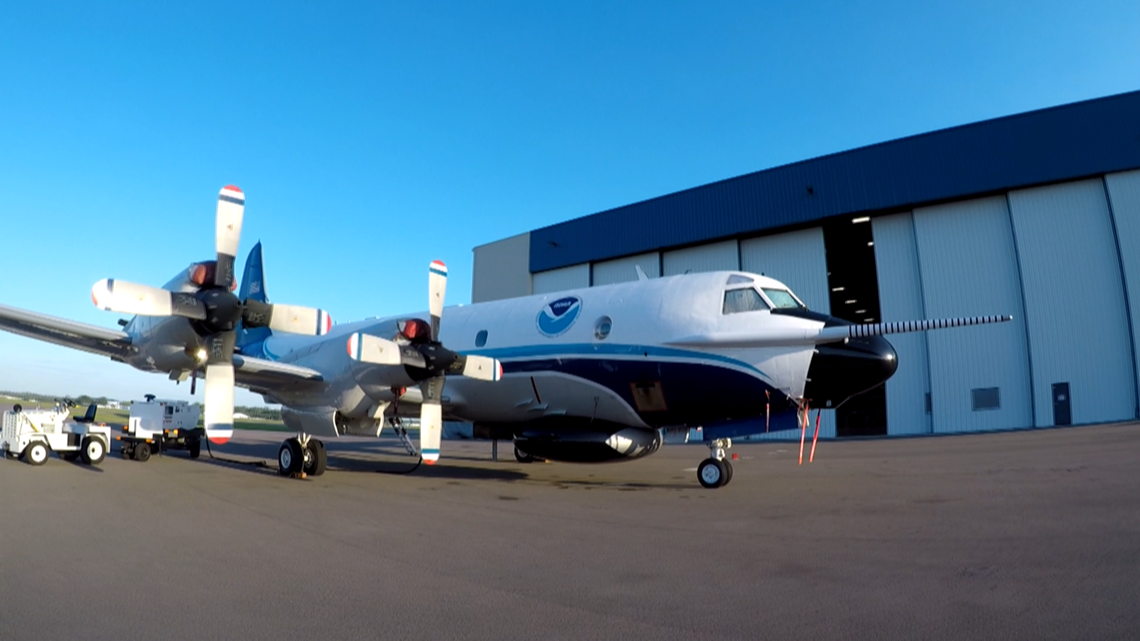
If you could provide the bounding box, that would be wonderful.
[236,241,272,351]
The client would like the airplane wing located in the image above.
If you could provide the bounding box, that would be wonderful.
[232,354,324,390]
[0,303,134,359]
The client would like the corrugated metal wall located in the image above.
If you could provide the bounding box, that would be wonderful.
[472,232,532,303]
[1104,169,1140,414]
[592,252,661,286]
[1008,179,1137,425]
[662,240,739,276]
[873,213,932,435]
[740,228,836,439]
[532,263,589,295]
[913,196,1033,432]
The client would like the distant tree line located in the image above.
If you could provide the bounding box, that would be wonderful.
[2,390,282,420]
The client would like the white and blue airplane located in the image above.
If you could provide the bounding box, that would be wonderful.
[0,186,1010,488]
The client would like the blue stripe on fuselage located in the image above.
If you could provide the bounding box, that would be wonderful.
[464,343,784,428]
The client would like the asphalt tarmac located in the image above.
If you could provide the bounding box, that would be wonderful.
[1,422,1138,640]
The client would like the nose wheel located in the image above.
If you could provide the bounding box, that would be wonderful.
[697,438,734,488]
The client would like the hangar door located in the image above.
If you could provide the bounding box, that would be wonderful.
[663,240,738,276]
[1105,169,1140,416]
[592,252,661,286]
[1008,179,1136,426]
[873,213,931,435]
[532,264,589,295]
[913,196,1033,433]
[740,228,836,439]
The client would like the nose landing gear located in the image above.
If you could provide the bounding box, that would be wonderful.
[697,438,733,489]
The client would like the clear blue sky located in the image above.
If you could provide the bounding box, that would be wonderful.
[1,0,1137,404]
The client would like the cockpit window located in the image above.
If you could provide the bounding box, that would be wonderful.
[726,274,754,286]
[762,288,804,309]
[723,288,769,314]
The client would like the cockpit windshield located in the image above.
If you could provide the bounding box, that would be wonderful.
[722,288,769,314]
[761,288,804,309]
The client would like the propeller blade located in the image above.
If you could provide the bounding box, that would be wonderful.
[91,279,206,319]
[419,376,444,465]
[203,363,234,445]
[429,260,447,341]
[455,354,502,381]
[203,331,236,444]
[346,333,403,365]
[215,185,245,289]
[242,300,333,335]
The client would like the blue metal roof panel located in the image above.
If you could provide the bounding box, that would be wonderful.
[531,90,1140,272]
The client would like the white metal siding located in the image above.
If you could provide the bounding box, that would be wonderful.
[662,240,739,276]
[592,252,661,286]
[913,196,1033,433]
[739,228,831,312]
[873,213,931,435]
[472,233,532,303]
[1105,169,1140,415]
[1008,179,1136,425]
[532,263,590,295]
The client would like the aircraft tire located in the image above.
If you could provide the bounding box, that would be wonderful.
[278,438,304,476]
[304,440,327,476]
[513,445,534,463]
[25,441,49,466]
[81,437,106,465]
[697,458,728,489]
[722,459,734,486]
[134,443,151,462]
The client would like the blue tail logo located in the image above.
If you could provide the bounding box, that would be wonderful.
[536,296,582,337]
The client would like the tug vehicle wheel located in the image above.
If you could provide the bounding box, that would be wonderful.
[81,437,106,465]
[25,441,49,466]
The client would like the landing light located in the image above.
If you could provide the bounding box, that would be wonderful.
[196,348,207,362]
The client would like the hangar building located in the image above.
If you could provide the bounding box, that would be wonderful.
[471,90,1140,439]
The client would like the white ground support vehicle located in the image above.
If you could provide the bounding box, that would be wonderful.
[1,404,112,466]
[118,395,203,462]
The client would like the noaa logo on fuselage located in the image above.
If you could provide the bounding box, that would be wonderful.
[537,296,582,337]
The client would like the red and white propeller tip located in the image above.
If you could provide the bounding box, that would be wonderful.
[346,333,403,365]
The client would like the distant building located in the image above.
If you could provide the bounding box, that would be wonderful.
[233,412,249,420]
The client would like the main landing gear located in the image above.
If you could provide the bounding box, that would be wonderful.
[278,434,327,478]
[697,438,734,489]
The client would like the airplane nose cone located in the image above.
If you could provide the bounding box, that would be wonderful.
[803,334,898,407]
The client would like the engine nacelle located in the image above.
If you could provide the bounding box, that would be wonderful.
[506,418,663,463]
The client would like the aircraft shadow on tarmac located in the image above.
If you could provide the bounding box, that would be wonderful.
[108,441,692,488]
[123,441,530,482]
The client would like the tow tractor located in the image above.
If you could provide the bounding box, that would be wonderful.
[117,395,203,462]
[1,403,112,466]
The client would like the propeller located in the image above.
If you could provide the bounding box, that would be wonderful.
[91,185,334,445]
[346,260,503,464]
